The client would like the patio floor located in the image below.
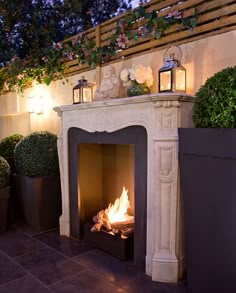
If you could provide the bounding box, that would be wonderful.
[0,228,186,292]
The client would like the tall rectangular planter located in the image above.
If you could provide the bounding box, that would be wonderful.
[178,128,236,293]
[0,186,10,232]
[13,175,62,231]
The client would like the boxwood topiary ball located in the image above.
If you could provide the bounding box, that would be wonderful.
[14,131,59,177]
[0,156,10,188]
[193,66,236,128]
[0,134,24,158]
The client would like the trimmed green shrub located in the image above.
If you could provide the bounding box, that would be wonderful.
[0,156,10,188]
[14,131,59,177]
[193,66,236,128]
[0,134,24,158]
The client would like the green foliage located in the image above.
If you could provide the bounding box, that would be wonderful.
[0,134,24,158]
[0,4,198,94]
[193,67,236,128]
[14,131,59,177]
[0,156,10,188]
[89,0,131,26]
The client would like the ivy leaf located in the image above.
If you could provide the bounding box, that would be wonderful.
[154,30,163,40]
[144,12,152,19]
[134,11,140,19]
[137,6,145,17]
[146,20,153,33]
[133,33,138,42]
[151,10,157,19]
[90,51,97,65]
[126,31,132,38]
[191,18,196,28]
[43,75,53,85]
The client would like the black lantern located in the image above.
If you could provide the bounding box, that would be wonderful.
[158,46,186,93]
[73,76,94,103]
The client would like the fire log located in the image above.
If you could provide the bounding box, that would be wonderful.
[91,209,112,232]
[111,219,134,230]
[91,209,134,234]
[121,228,134,236]
[91,223,103,232]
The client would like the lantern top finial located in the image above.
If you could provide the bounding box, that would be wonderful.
[163,45,182,66]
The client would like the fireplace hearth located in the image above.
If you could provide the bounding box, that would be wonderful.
[54,93,193,283]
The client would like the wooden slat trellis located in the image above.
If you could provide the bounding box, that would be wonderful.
[64,0,236,77]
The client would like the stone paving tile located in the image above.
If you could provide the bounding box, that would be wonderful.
[50,269,125,293]
[74,249,143,287]
[122,274,187,293]
[0,252,27,286]
[0,229,187,292]
[33,230,94,257]
[14,247,85,286]
[0,230,45,258]
[0,275,52,293]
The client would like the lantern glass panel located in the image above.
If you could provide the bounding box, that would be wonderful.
[73,88,81,104]
[83,87,93,102]
[175,67,186,92]
[160,70,171,91]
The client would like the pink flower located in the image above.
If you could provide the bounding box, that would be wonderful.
[3,82,9,91]
[42,56,48,63]
[116,34,129,49]
[10,55,19,63]
[53,42,63,51]
[72,38,78,46]
[82,49,90,58]
[65,52,73,60]
[17,74,24,80]
[168,10,182,19]
[138,26,148,36]
[14,84,20,92]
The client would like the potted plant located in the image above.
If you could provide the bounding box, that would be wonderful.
[14,131,61,231]
[0,134,24,225]
[0,134,24,173]
[0,156,10,232]
[178,66,236,293]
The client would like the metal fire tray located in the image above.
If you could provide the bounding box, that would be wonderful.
[83,223,134,260]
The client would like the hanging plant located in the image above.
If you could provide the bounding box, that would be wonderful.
[0,5,198,95]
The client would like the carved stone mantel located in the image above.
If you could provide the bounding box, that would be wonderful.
[53,93,193,283]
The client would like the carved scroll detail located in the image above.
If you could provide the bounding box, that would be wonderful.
[155,101,181,108]
[159,146,175,178]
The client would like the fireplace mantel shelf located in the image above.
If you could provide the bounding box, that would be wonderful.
[54,93,193,284]
[53,93,193,115]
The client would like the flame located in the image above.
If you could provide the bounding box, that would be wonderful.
[105,186,134,224]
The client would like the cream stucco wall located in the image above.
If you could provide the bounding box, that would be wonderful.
[0,30,235,139]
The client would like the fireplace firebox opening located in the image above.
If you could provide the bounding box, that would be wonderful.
[69,126,147,268]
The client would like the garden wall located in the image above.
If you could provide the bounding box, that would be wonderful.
[0,11,235,139]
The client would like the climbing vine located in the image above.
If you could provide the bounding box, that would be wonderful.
[0,5,197,94]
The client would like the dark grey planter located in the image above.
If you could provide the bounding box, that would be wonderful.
[0,186,10,232]
[13,175,62,231]
[4,157,19,227]
[178,128,236,293]
[4,157,16,175]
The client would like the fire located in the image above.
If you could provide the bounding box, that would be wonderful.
[105,186,134,224]
[91,186,134,235]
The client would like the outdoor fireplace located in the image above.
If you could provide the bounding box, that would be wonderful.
[54,93,193,283]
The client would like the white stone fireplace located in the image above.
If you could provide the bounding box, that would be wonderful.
[53,93,193,283]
